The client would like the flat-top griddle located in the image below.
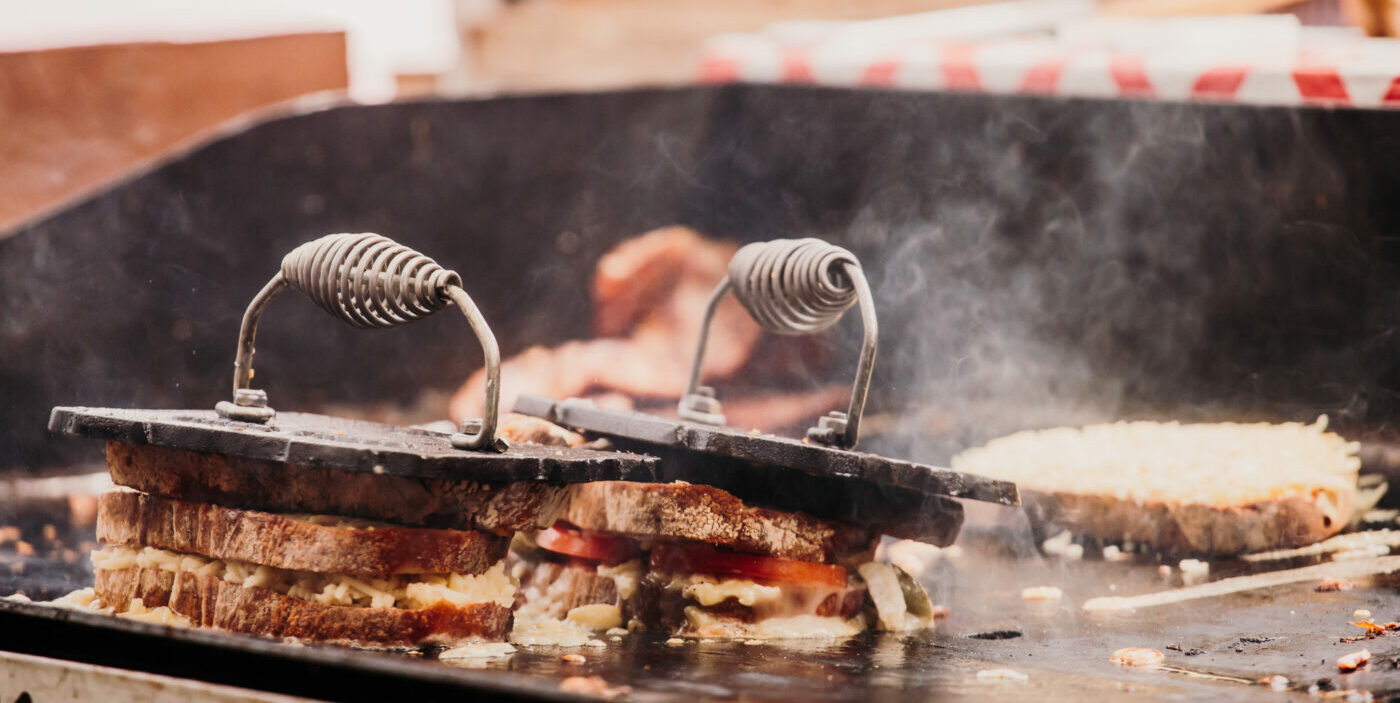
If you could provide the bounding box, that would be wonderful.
[4,541,1395,702]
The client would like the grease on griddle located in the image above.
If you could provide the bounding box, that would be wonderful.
[967,630,1022,640]
[1165,643,1205,656]
[1238,635,1279,644]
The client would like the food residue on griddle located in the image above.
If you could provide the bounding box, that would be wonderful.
[1341,619,1399,642]
[1164,644,1204,656]
[1110,647,1164,668]
[1021,586,1063,602]
[1237,635,1279,644]
[976,668,1029,684]
[559,676,632,700]
[1178,559,1210,585]
[967,630,1022,640]
[1317,579,1357,592]
[1101,545,1131,562]
[1338,649,1371,672]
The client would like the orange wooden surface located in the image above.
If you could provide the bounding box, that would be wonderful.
[0,33,348,234]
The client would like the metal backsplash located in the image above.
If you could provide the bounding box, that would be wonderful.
[3,85,1398,472]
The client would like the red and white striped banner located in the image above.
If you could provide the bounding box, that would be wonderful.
[698,28,1400,109]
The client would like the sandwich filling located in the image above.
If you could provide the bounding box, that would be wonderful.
[92,545,515,610]
[506,528,641,644]
[513,523,930,638]
[639,541,870,637]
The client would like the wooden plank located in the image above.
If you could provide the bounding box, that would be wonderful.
[0,33,348,234]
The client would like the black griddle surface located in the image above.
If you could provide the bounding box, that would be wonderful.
[49,407,656,484]
[4,546,1393,702]
[514,396,1018,506]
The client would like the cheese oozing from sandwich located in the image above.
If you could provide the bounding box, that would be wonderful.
[663,572,856,621]
[682,606,866,639]
[92,545,515,609]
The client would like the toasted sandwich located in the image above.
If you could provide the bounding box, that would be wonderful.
[499,423,939,639]
[87,440,571,647]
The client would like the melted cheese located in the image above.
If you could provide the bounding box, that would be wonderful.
[665,572,852,625]
[597,560,641,600]
[682,607,865,639]
[952,417,1359,506]
[119,597,193,627]
[48,587,100,609]
[565,603,623,630]
[439,642,516,659]
[93,546,514,609]
[670,574,783,608]
[508,616,595,647]
[515,559,640,621]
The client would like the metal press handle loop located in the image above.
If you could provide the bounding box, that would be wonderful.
[678,238,878,449]
[214,233,504,452]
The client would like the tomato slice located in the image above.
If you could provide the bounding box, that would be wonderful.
[650,543,848,588]
[535,524,640,564]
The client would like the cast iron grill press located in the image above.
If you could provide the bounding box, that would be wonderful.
[517,239,1019,544]
[49,233,655,484]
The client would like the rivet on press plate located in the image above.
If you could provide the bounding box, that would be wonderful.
[215,388,276,423]
[452,419,510,452]
[678,386,726,426]
[234,389,269,408]
[806,411,848,446]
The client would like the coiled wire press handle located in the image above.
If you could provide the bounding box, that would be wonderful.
[678,238,877,449]
[214,232,504,452]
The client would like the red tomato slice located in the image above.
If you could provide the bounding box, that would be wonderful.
[535,524,639,564]
[650,543,848,588]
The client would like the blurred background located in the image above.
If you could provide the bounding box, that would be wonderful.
[3,0,1398,235]
[5,0,1400,480]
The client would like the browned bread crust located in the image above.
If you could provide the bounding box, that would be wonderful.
[1030,490,1353,557]
[561,481,875,563]
[106,442,569,534]
[952,420,1359,556]
[95,566,511,646]
[98,491,508,576]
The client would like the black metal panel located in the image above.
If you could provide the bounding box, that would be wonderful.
[514,395,1016,505]
[4,86,1400,472]
[49,406,655,483]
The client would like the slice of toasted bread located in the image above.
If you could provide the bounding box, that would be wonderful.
[98,491,508,576]
[952,418,1361,556]
[561,481,875,563]
[95,566,511,646]
[106,442,569,534]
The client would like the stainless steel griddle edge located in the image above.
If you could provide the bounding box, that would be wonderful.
[0,599,585,702]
